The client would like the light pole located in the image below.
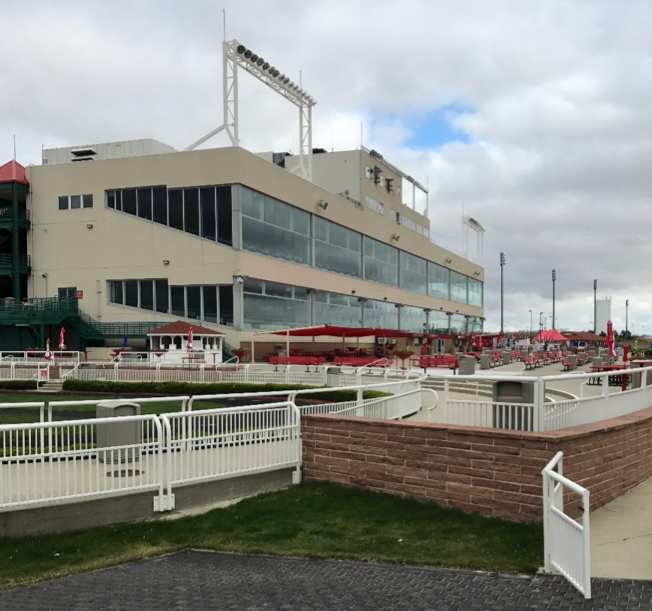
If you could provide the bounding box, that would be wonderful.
[593,279,597,333]
[529,309,532,335]
[539,311,544,332]
[500,252,506,333]
[552,269,556,329]
[626,299,629,338]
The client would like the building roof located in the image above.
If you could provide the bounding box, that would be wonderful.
[562,331,604,342]
[0,160,29,185]
[147,321,224,336]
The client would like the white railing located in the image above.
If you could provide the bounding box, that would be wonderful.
[0,415,165,510]
[334,389,422,420]
[440,367,652,432]
[0,351,82,365]
[542,451,591,599]
[46,396,191,423]
[161,401,301,490]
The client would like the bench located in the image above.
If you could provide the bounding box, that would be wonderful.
[523,357,535,370]
[332,357,390,367]
[268,356,326,368]
[562,358,573,371]
[418,356,458,371]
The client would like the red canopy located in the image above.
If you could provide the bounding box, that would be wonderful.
[271,325,410,338]
[534,329,568,342]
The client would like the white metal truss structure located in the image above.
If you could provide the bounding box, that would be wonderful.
[460,215,485,265]
[186,39,317,182]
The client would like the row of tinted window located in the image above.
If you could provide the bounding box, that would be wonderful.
[243,279,482,332]
[107,186,232,246]
[59,194,93,209]
[108,279,233,326]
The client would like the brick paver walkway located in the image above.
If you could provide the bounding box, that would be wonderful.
[1,551,651,610]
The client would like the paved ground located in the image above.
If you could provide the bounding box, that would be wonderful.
[1,550,651,610]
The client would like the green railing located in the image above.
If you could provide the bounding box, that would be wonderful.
[0,296,77,324]
[0,207,30,222]
[75,309,161,338]
[0,253,31,268]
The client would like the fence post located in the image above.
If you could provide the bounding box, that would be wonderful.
[357,387,364,406]
[200,364,205,384]
[10,361,15,380]
[156,362,161,382]
[444,378,450,423]
[535,378,544,432]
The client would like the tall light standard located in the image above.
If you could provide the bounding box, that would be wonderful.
[626,299,629,337]
[529,309,533,335]
[552,269,556,330]
[593,279,597,333]
[500,252,506,333]
[539,311,544,332]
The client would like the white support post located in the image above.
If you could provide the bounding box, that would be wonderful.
[444,377,450,423]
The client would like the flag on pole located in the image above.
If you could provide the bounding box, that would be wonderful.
[186,326,194,350]
[44,338,52,361]
[58,327,67,351]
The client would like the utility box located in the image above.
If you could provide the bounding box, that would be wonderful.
[458,355,476,375]
[630,365,652,389]
[96,401,141,463]
[588,349,596,358]
[592,357,603,367]
[567,355,577,369]
[501,350,511,365]
[480,354,490,370]
[326,367,342,387]
[492,381,536,431]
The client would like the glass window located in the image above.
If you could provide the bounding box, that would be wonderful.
[82,194,93,208]
[399,252,427,294]
[125,280,138,307]
[200,187,216,241]
[122,190,136,216]
[107,191,115,209]
[137,189,152,220]
[365,299,398,329]
[468,278,483,307]
[170,286,185,316]
[155,279,169,313]
[315,292,362,327]
[203,286,218,323]
[183,188,200,236]
[363,237,398,286]
[168,189,184,231]
[242,187,310,265]
[450,313,466,334]
[140,280,154,311]
[109,280,123,305]
[401,305,426,332]
[153,187,167,225]
[428,311,450,333]
[70,195,81,209]
[186,285,201,319]
[58,287,77,299]
[468,316,483,333]
[450,271,468,304]
[428,263,449,299]
[216,186,232,246]
[243,279,310,329]
[58,196,68,210]
[314,217,362,278]
[219,285,233,326]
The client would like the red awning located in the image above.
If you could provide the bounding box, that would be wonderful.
[271,325,410,338]
[534,329,568,342]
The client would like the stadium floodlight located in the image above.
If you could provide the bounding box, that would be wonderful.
[186,39,317,181]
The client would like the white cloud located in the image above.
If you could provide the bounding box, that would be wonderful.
[3,0,652,333]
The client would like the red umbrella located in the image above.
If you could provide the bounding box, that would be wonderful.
[422,337,428,356]
[58,327,67,351]
[623,343,629,363]
[186,326,194,350]
[44,338,52,361]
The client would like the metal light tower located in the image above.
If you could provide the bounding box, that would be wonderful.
[500,252,506,333]
[539,311,544,332]
[593,279,597,334]
[552,269,556,330]
[626,299,629,337]
[186,39,317,182]
[529,309,533,335]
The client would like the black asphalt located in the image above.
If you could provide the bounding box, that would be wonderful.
[1,551,650,610]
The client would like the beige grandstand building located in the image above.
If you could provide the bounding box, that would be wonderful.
[0,136,484,357]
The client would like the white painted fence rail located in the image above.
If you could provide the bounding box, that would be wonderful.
[441,367,652,432]
[542,451,591,599]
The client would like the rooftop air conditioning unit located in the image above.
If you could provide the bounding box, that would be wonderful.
[373,167,383,184]
[376,337,386,345]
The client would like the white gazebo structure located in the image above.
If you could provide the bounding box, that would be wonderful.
[147,321,224,364]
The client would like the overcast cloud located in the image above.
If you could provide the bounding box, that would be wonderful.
[3,0,651,334]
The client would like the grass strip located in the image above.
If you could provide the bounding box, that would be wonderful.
[0,482,543,590]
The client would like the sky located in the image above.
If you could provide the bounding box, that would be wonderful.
[3,0,652,335]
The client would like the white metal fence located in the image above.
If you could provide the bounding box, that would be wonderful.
[441,367,652,432]
[542,451,591,599]
[0,415,164,510]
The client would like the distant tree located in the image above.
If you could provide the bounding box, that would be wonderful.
[599,331,607,337]
[619,330,632,340]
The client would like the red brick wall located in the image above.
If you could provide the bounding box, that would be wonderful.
[302,407,652,523]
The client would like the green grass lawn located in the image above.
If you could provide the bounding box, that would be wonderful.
[0,482,543,590]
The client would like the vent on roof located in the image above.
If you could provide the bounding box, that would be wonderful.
[70,148,97,162]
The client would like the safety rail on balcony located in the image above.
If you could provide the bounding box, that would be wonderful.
[0,206,30,222]
[0,253,31,268]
